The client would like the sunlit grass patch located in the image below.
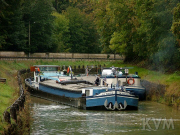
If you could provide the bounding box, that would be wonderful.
[0,84,14,114]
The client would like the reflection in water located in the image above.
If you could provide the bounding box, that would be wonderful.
[30,97,180,135]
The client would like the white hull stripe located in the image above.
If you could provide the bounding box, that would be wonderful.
[117,95,139,99]
[86,95,138,100]
[86,95,114,100]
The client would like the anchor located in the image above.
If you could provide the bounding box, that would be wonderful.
[116,100,127,110]
[104,99,116,110]
[104,99,127,111]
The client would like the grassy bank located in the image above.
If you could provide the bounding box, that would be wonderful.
[0,59,180,133]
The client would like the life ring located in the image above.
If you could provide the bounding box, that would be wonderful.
[127,78,135,85]
[67,67,70,73]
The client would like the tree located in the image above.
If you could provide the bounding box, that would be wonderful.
[53,0,70,13]
[64,7,100,53]
[108,0,137,61]
[135,0,179,68]
[172,2,180,51]
[0,0,27,51]
[52,12,70,52]
[29,0,55,53]
[92,0,115,53]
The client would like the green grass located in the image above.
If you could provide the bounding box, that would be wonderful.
[0,84,13,114]
[0,84,14,132]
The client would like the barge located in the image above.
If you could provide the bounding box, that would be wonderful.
[99,67,146,100]
[25,65,139,110]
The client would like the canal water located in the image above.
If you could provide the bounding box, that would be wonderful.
[30,97,180,135]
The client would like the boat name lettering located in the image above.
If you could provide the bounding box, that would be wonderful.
[101,92,114,95]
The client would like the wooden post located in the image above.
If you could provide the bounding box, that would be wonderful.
[13,103,19,112]
[4,111,11,124]
[22,95,26,102]
[21,95,25,108]
[10,107,17,122]
[16,100,23,111]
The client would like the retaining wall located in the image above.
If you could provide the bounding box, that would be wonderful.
[0,51,124,60]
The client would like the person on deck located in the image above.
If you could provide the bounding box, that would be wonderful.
[95,77,99,86]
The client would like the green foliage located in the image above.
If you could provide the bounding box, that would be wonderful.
[172,2,180,53]
[0,0,27,51]
[92,0,115,53]
[64,7,100,53]
[91,0,180,70]
[109,32,127,55]
[53,0,70,13]
[1,0,180,71]
[52,12,70,52]
[29,0,54,53]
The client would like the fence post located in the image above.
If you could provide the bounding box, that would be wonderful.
[10,106,17,123]
[21,95,25,108]
[4,111,11,124]
[13,103,19,112]
[16,100,23,111]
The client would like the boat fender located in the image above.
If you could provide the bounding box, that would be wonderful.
[56,79,66,83]
[127,78,135,85]
[67,67,70,73]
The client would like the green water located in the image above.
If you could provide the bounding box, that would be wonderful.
[30,97,180,135]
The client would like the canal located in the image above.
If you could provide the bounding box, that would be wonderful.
[30,96,180,135]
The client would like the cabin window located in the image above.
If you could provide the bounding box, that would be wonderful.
[85,90,90,96]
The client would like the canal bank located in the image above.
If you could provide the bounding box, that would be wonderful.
[1,69,32,135]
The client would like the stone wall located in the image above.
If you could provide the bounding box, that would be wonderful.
[0,51,124,60]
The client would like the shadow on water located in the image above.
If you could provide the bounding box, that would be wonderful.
[30,97,180,135]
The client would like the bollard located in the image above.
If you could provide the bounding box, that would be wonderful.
[4,111,11,124]
[10,106,17,122]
